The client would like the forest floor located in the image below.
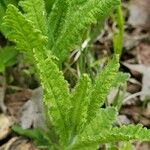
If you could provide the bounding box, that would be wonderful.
[0,0,150,149]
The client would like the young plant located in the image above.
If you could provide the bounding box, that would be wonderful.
[2,0,150,149]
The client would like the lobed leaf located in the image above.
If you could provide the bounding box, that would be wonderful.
[47,0,69,49]
[33,52,71,146]
[112,72,130,88]
[69,74,92,140]
[87,55,120,122]
[3,5,71,146]
[3,5,48,60]
[52,0,120,62]
[0,0,18,33]
[71,124,150,150]
[19,0,48,36]
[81,107,117,138]
[69,107,117,150]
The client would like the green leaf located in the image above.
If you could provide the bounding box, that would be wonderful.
[3,5,48,60]
[12,125,51,149]
[112,72,130,88]
[47,0,68,49]
[52,0,120,62]
[108,124,150,142]
[33,51,71,146]
[0,0,18,33]
[69,74,92,139]
[0,2,6,24]
[87,55,120,122]
[81,107,117,137]
[44,0,56,14]
[0,46,18,72]
[69,107,117,150]
[67,0,87,14]
[0,46,17,64]
[113,6,124,55]
[19,0,48,36]
[3,3,71,146]
[0,0,18,8]
[71,125,150,150]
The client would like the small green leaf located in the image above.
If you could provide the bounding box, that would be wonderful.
[0,46,17,64]
[87,55,120,122]
[112,72,130,88]
[19,0,48,36]
[12,125,52,148]
[69,74,92,139]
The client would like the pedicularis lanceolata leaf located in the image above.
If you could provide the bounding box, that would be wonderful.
[2,0,150,149]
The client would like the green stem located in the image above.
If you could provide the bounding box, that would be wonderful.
[113,5,124,55]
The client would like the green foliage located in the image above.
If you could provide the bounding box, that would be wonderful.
[44,0,56,14]
[12,125,52,149]
[0,1,18,73]
[3,0,120,63]
[0,3,6,31]
[3,5,48,61]
[112,72,130,88]
[3,0,150,150]
[81,107,118,138]
[19,0,48,36]
[51,0,121,62]
[0,46,18,73]
[47,0,68,49]
[87,55,120,122]
[34,54,71,146]
[71,124,150,150]
[110,72,129,110]
[0,0,18,33]
[113,5,124,55]
[69,75,92,139]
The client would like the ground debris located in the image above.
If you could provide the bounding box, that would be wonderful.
[128,0,150,29]
[0,76,6,113]
[20,87,46,129]
[0,137,37,150]
[0,114,13,141]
